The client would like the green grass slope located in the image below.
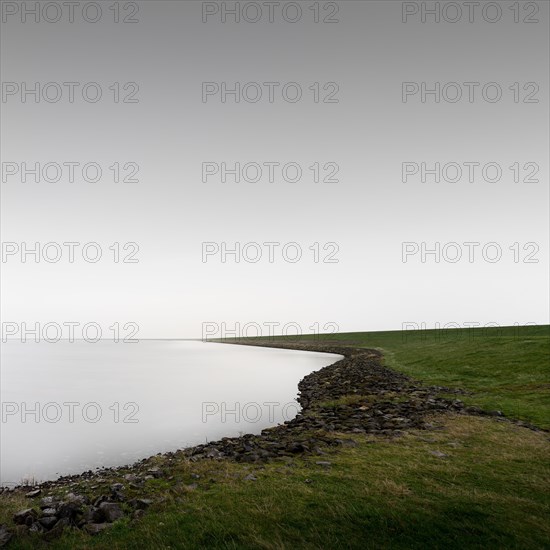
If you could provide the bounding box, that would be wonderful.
[262,324,550,429]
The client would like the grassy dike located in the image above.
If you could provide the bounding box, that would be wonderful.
[1,325,549,549]
[250,324,550,430]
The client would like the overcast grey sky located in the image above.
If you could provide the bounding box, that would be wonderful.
[1,1,548,339]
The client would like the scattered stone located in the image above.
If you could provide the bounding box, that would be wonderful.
[129,498,152,510]
[98,502,124,523]
[39,496,57,509]
[244,474,257,481]
[13,509,37,525]
[38,517,58,530]
[57,500,82,521]
[205,448,223,459]
[93,495,109,508]
[86,507,104,523]
[429,450,448,458]
[43,517,70,542]
[29,522,44,534]
[25,489,41,498]
[288,442,308,453]
[0,525,12,547]
[64,493,87,505]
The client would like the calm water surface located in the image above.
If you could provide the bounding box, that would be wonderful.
[0,340,341,485]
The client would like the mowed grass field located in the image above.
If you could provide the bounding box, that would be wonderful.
[2,325,549,549]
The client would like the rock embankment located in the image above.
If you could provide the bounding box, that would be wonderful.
[182,343,470,463]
